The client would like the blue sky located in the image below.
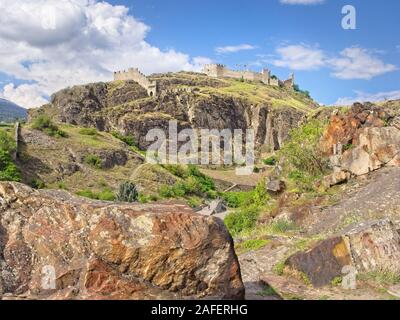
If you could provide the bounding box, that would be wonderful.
[0,0,399,107]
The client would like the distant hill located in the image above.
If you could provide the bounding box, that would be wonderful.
[0,98,27,122]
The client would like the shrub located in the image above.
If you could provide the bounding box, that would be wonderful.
[79,128,97,136]
[0,130,16,153]
[0,149,21,182]
[84,154,102,169]
[263,156,277,166]
[162,164,188,179]
[279,120,329,191]
[253,179,270,206]
[158,165,215,199]
[31,115,67,138]
[76,189,98,199]
[111,131,136,147]
[224,205,261,236]
[98,189,115,201]
[222,191,254,208]
[116,182,139,202]
[268,219,297,234]
[30,179,46,189]
[76,188,115,201]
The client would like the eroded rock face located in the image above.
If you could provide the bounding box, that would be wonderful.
[320,102,400,177]
[0,182,244,300]
[30,75,310,152]
[285,219,400,287]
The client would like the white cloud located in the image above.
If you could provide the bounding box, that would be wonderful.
[335,90,400,106]
[0,0,209,108]
[271,45,325,70]
[268,44,396,80]
[0,83,48,108]
[328,47,397,80]
[280,0,325,5]
[215,44,257,54]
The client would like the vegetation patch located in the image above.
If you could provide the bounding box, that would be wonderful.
[111,131,137,147]
[236,239,270,254]
[31,115,67,138]
[0,129,21,182]
[79,128,98,136]
[224,205,261,236]
[116,182,139,203]
[278,119,329,192]
[159,165,216,199]
[76,187,115,201]
[84,154,102,169]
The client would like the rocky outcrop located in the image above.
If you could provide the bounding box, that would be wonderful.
[320,101,400,177]
[0,182,244,300]
[30,73,314,152]
[286,219,400,287]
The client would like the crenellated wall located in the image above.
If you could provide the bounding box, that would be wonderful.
[114,68,157,96]
[202,64,294,89]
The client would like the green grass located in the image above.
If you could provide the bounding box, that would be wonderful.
[84,154,102,169]
[358,270,400,286]
[257,286,279,297]
[31,115,67,138]
[158,165,215,199]
[273,260,286,276]
[76,188,115,201]
[111,131,137,147]
[79,128,98,136]
[236,239,270,254]
[263,156,277,166]
[224,205,261,236]
[267,219,297,234]
[221,191,255,208]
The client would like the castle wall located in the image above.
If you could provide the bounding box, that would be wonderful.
[114,68,157,96]
[202,64,284,86]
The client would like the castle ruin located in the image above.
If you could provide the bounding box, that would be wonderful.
[202,64,294,89]
[113,64,295,97]
[114,68,157,97]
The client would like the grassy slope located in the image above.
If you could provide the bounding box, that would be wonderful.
[17,123,179,196]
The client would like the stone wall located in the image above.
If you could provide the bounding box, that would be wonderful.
[12,122,20,160]
[114,68,157,96]
[202,64,294,88]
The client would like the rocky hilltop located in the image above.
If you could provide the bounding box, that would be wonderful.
[30,72,318,151]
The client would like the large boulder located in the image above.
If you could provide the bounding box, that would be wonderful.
[0,182,244,300]
[285,219,400,287]
[320,102,400,177]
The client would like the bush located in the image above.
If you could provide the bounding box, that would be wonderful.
[278,120,329,191]
[222,191,255,208]
[0,130,16,153]
[0,149,21,182]
[263,156,277,166]
[253,179,269,206]
[162,164,188,179]
[76,188,115,201]
[224,205,261,236]
[79,128,97,136]
[30,179,46,189]
[31,115,67,138]
[111,131,136,147]
[116,182,139,202]
[268,219,297,234]
[84,154,102,169]
[158,165,215,199]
